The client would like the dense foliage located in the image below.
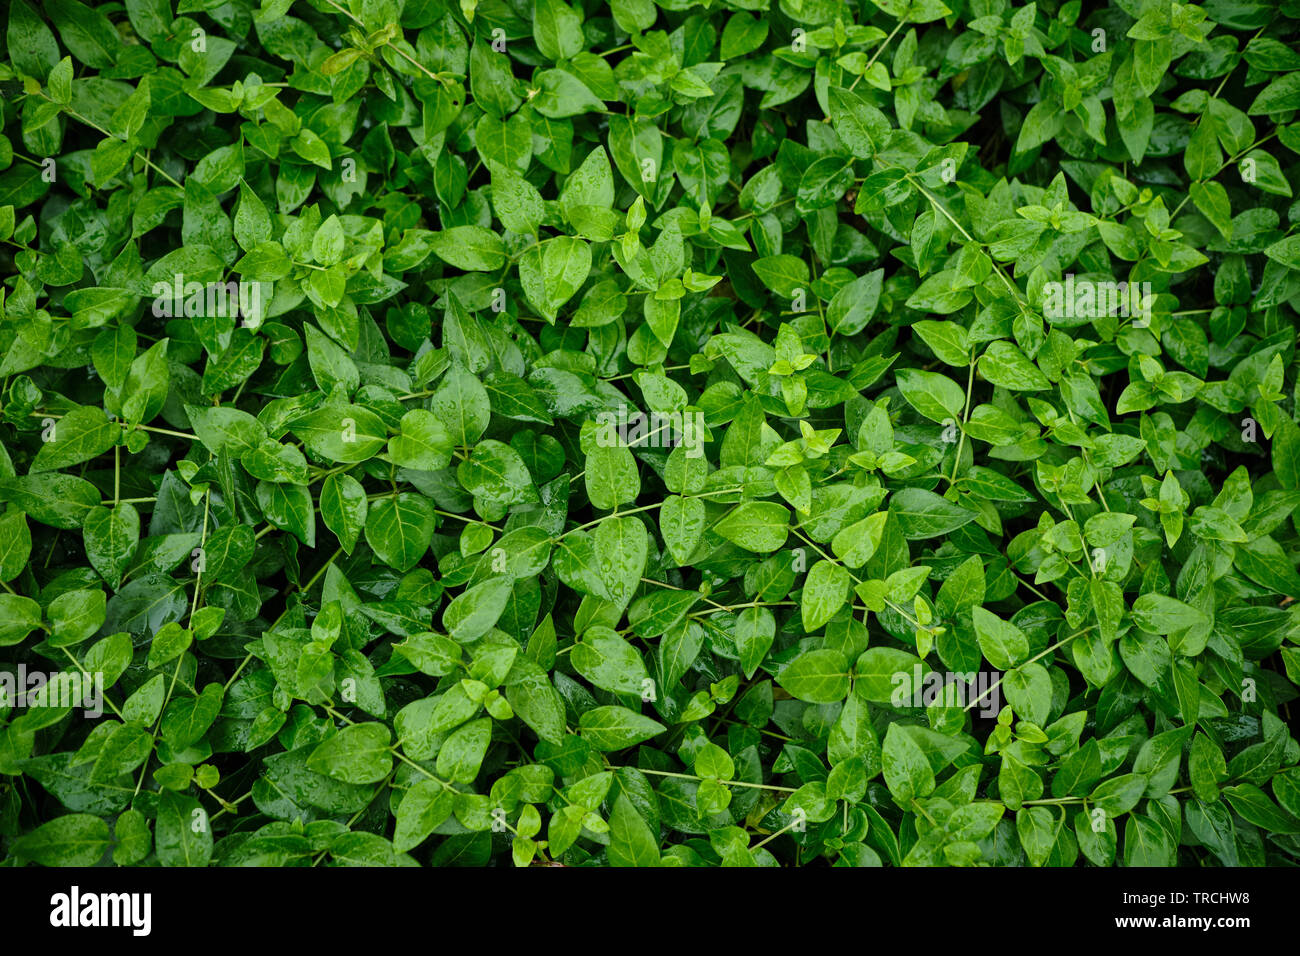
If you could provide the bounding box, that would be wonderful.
[1,0,1299,869]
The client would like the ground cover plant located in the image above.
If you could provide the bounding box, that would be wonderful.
[0,0,1299,869]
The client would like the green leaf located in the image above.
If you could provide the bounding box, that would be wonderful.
[388,409,454,472]
[393,780,455,852]
[978,342,1050,391]
[715,501,789,552]
[608,793,660,866]
[1249,72,1300,114]
[801,560,850,632]
[31,407,118,472]
[48,588,107,647]
[365,494,436,572]
[585,443,640,510]
[519,237,592,322]
[660,495,705,565]
[0,509,33,583]
[430,226,506,271]
[7,0,61,80]
[534,0,586,64]
[882,724,936,803]
[490,164,545,236]
[159,684,224,750]
[431,364,492,448]
[307,723,394,784]
[827,269,885,336]
[155,791,213,867]
[1016,806,1057,867]
[972,606,1030,670]
[443,575,514,642]
[888,488,977,539]
[779,649,851,703]
[13,813,110,866]
[579,706,665,751]
[0,593,43,646]
[437,718,492,783]
[572,626,649,695]
[855,647,925,704]
[751,255,810,299]
[187,405,268,457]
[320,473,368,553]
[1089,773,1146,815]
[1131,593,1208,638]
[828,86,888,158]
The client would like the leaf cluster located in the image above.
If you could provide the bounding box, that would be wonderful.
[1,0,1300,868]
